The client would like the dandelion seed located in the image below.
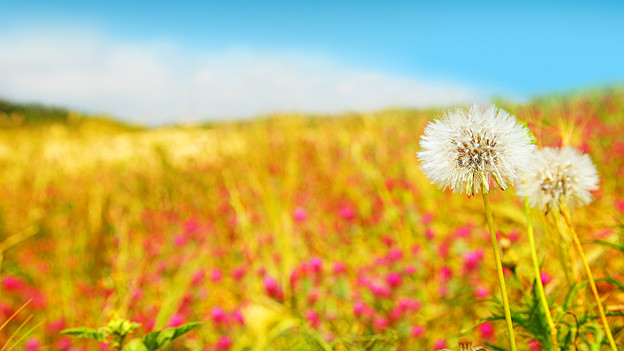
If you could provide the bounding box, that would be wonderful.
[518,146,599,213]
[418,105,535,197]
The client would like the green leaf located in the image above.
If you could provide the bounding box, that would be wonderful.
[590,239,624,254]
[61,327,107,342]
[142,322,201,350]
[123,338,149,351]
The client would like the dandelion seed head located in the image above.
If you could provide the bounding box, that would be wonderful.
[518,146,599,212]
[418,105,536,196]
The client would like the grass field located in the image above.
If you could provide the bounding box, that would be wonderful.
[1,89,623,350]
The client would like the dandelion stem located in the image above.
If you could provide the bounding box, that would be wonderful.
[482,186,517,351]
[524,196,559,350]
[560,203,618,351]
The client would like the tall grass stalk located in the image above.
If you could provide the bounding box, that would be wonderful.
[524,195,559,350]
[559,202,618,351]
[482,185,517,351]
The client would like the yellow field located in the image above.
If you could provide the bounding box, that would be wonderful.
[1,90,623,350]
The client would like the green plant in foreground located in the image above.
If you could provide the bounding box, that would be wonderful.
[61,317,200,351]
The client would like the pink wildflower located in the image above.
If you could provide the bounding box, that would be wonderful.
[386,248,403,262]
[425,228,435,239]
[404,264,417,275]
[385,272,402,288]
[167,313,184,327]
[540,272,553,285]
[332,261,347,275]
[211,306,227,326]
[306,310,320,328]
[263,276,283,301]
[463,249,484,272]
[479,322,495,340]
[307,289,320,304]
[411,325,425,338]
[369,282,391,298]
[215,335,233,350]
[338,205,355,221]
[528,339,542,351]
[373,316,389,332]
[1,275,25,292]
[474,285,489,299]
[293,207,308,222]
[434,339,448,350]
[310,256,323,274]
[230,309,244,325]
[231,265,246,280]
[438,266,452,283]
[173,234,187,247]
[421,212,433,225]
[508,230,521,242]
[211,268,223,283]
[24,338,42,351]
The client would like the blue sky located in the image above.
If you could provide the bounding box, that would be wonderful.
[1,1,623,124]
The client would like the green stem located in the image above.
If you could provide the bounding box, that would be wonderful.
[560,203,618,351]
[525,196,559,350]
[482,186,517,351]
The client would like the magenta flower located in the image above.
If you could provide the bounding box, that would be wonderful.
[421,212,433,225]
[540,272,553,285]
[385,272,402,288]
[411,325,425,338]
[211,306,227,326]
[293,207,308,222]
[479,322,495,340]
[434,339,448,350]
[463,249,484,272]
[231,309,245,325]
[263,276,284,301]
[338,205,356,221]
[310,256,323,274]
[24,338,42,351]
[215,335,233,350]
[404,264,417,275]
[1,275,25,292]
[528,339,542,351]
[474,285,489,299]
[173,234,188,247]
[438,266,453,283]
[46,318,67,334]
[305,310,320,328]
[425,228,435,239]
[191,270,205,286]
[211,268,223,283]
[369,281,391,298]
[508,230,521,242]
[373,316,389,332]
[352,301,366,317]
[332,261,347,275]
[167,313,184,328]
[386,248,403,262]
[231,265,247,280]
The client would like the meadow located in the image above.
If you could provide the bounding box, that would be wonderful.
[0,89,623,350]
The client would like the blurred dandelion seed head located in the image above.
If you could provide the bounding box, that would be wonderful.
[519,146,599,212]
[418,104,536,196]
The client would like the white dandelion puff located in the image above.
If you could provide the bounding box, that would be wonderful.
[518,146,599,213]
[418,104,536,197]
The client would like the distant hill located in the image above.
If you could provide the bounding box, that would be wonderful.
[0,99,142,131]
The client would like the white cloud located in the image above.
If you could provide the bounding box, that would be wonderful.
[0,29,487,125]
